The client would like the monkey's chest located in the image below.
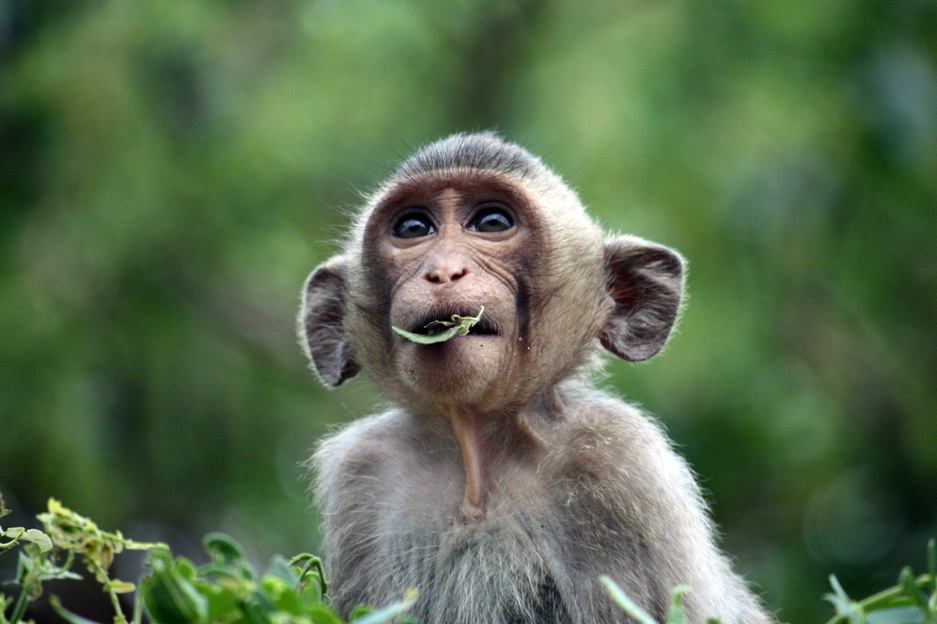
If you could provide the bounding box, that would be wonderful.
[379,518,569,624]
[373,460,569,623]
[403,446,548,515]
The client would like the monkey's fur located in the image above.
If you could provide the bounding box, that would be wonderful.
[299,133,774,624]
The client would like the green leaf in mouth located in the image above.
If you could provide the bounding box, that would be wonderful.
[392,307,485,344]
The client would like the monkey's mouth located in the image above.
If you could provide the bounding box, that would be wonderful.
[409,311,499,337]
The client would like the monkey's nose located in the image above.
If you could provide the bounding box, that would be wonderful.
[425,265,469,284]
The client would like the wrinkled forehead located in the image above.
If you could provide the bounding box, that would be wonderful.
[355,165,594,242]
[368,168,534,213]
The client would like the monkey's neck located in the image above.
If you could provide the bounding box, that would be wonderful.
[445,407,547,522]
[447,410,486,521]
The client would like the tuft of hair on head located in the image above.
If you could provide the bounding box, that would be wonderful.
[392,132,546,181]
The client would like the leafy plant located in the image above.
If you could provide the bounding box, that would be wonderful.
[823,539,937,624]
[2,494,56,624]
[0,495,53,557]
[600,541,937,624]
[2,498,166,624]
[392,307,485,345]
[4,496,936,624]
[137,533,402,624]
[0,498,417,624]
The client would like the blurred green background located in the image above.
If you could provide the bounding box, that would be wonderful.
[1,0,935,621]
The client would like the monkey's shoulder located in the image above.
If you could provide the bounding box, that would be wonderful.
[312,410,454,496]
[547,392,669,462]
[543,393,701,507]
[313,410,412,472]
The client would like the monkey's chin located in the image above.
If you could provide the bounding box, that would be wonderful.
[397,335,506,407]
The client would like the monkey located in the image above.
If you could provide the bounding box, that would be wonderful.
[299,133,775,624]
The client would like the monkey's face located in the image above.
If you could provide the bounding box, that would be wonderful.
[361,178,540,409]
[300,135,685,417]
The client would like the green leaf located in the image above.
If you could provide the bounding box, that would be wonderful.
[174,557,198,582]
[290,553,329,600]
[22,530,53,553]
[392,307,484,345]
[306,604,345,624]
[133,584,145,624]
[141,551,208,624]
[600,576,658,624]
[201,533,254,583]
[262,575,303,615]
[866,606,926,623]
[203,533,247,566]
[666,586,692,624]
[825,575,863,624]
[108,579,137,594]
[900,567,930,612]
[349,606,374,620]
[241,598,273,624]
[299,581,326,609]
[197,564,244,582]
[201,584,241,622]
[351,589,418,624]
[393,324,462,344]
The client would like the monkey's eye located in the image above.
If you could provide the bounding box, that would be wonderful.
[469,205,514,233]
[392,214,436,239]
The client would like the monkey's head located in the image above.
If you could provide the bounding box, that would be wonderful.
[300,133,684,414]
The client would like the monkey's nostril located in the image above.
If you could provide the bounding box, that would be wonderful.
[426,267,469,284]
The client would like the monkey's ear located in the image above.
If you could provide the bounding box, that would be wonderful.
[299,256,361,387]
[599,236,686,362]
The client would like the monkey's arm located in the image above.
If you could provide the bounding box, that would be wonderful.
[543,396,774,624]
[311,412,405,614]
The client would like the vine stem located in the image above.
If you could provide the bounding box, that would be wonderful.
[90,559,128,624]
[823,573,934,624]
[9,589,28,624]
[290,553,329,597]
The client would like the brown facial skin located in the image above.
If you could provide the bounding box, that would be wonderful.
[375,183,534,404]
[344,168,611,415]
[376,181,541,516]
[299,134,774,624]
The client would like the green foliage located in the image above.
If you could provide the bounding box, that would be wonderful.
[2,498,166,624]
[601,542,937,624]
[392,307,485,345]
[1,493,51,555]
[137,536,358,624]
[823,540,937,624]
[3,498,937,624]
[0,500,416,624]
